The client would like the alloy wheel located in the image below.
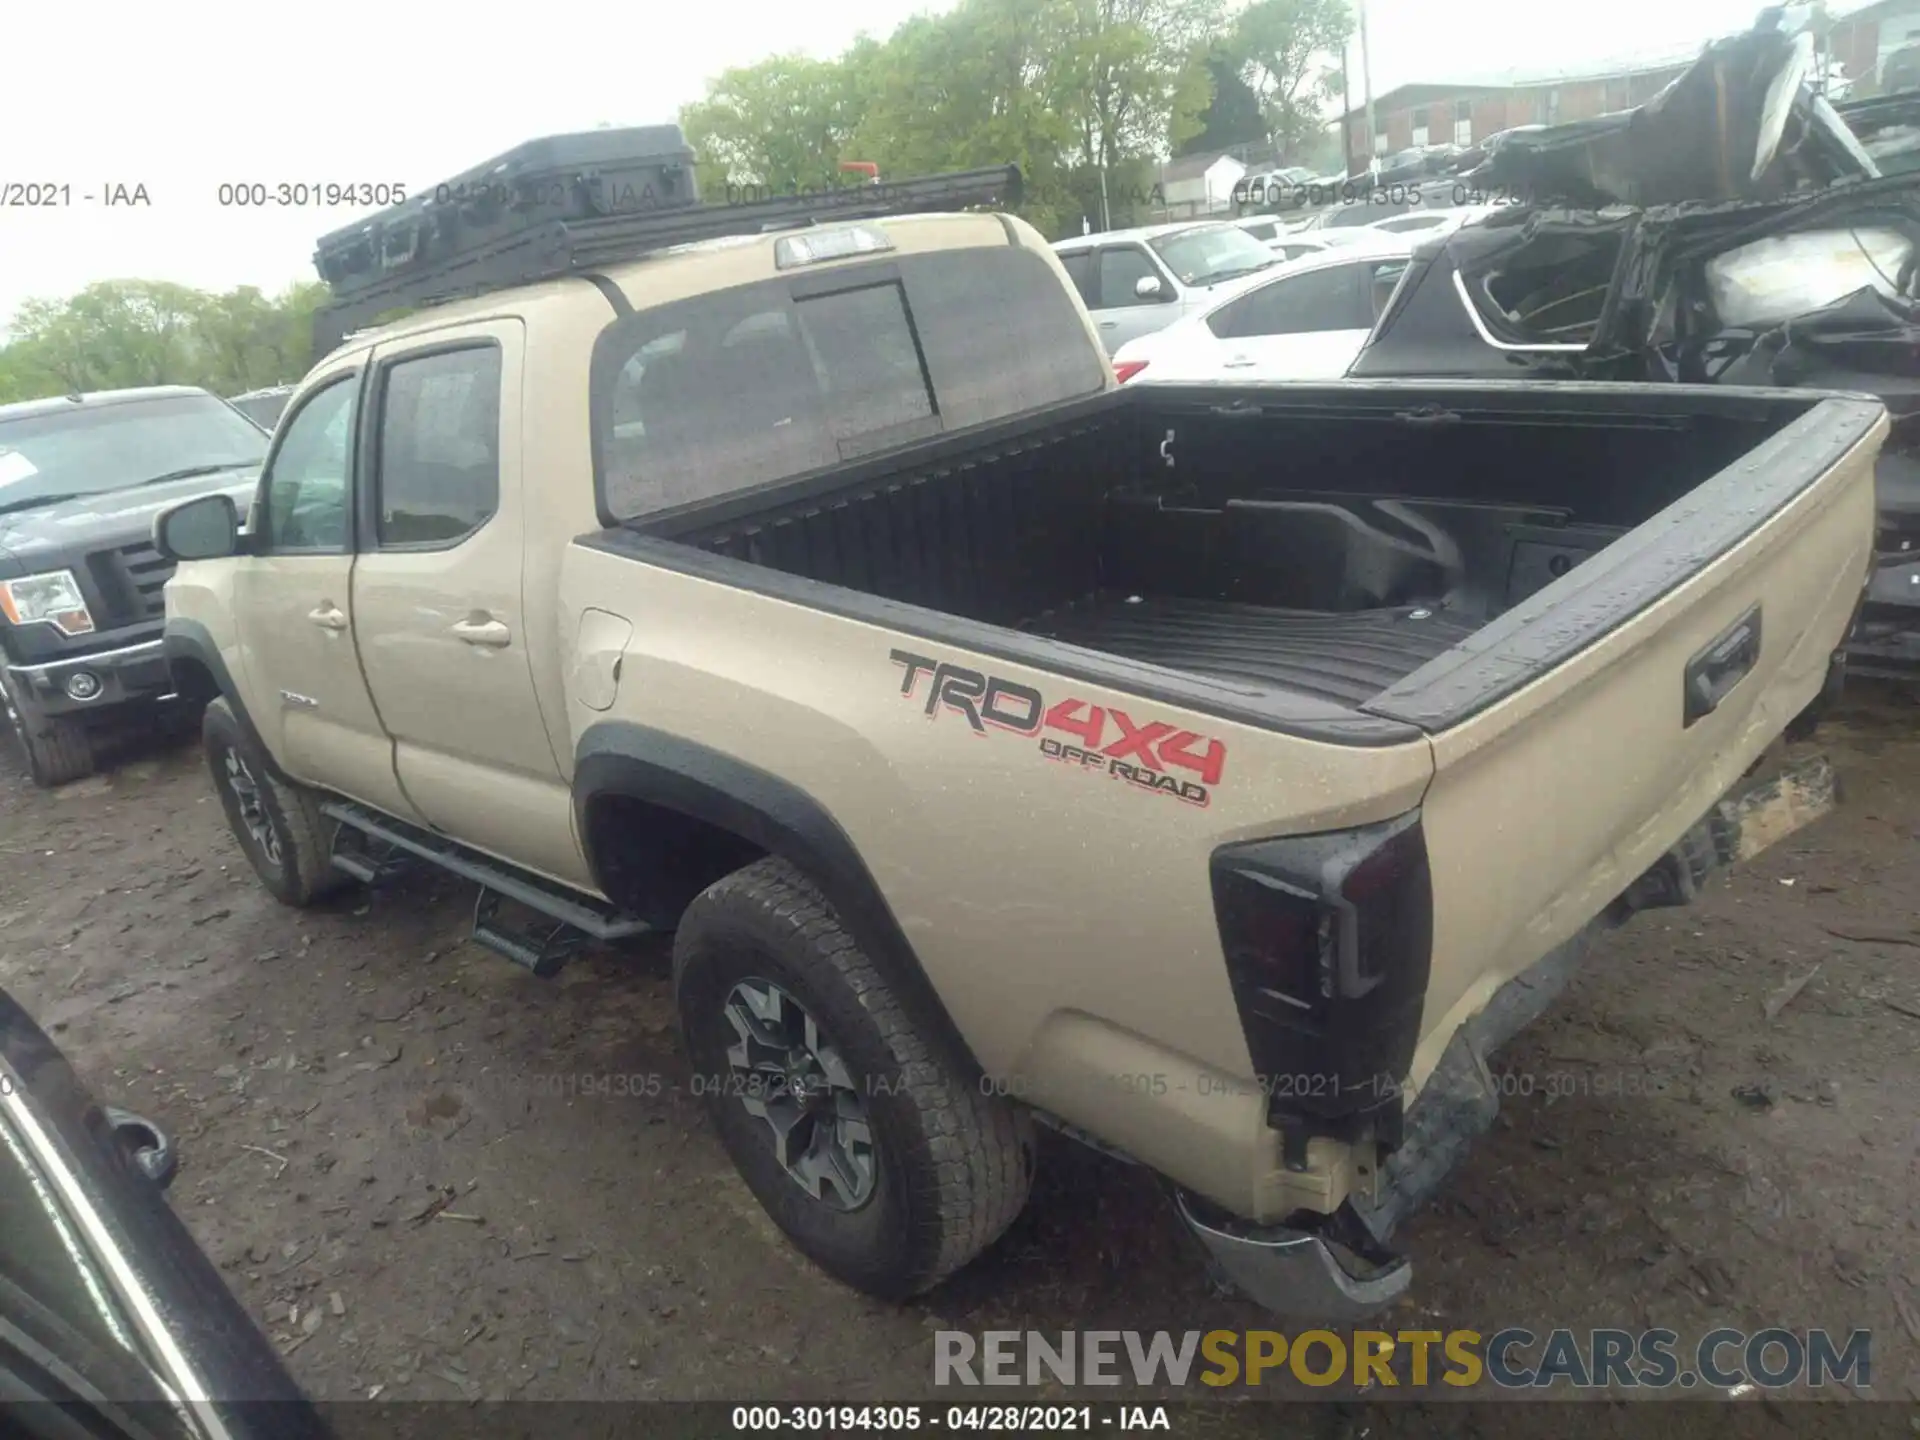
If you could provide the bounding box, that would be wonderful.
[720,978,877,1210]
[222,747,282,868]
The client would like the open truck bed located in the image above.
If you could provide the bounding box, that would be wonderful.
[627,379,1882,737]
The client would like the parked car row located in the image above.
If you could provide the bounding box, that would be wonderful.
[1055,206,1492,359]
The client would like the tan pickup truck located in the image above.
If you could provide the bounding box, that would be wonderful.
[151,146,1882,1318]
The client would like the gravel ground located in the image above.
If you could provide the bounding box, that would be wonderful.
[3,689,1918,1433]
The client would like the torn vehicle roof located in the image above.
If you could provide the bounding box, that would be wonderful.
[1464,10,1880,207]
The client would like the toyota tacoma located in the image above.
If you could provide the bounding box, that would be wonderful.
[152,137,1881,1317]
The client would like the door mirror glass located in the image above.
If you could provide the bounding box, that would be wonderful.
[1134,274,1164,300]
[152,493,240,562]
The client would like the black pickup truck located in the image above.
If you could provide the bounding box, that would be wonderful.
[0,387,268,785]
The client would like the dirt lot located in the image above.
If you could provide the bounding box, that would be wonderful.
[3,691,1918,1428]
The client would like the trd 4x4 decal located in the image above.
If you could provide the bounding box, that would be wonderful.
[889,649,1226,807]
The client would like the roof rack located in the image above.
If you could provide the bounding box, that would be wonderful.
[311,164,1024,355]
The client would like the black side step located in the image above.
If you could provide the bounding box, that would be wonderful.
[322,801,650,975]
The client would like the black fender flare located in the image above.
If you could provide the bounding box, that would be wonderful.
[573,721,980,1072]
[161,619,283,777]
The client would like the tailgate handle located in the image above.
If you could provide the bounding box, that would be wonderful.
[1684,604,1763,727]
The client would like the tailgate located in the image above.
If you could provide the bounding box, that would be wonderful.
[1364,394,1886,1090]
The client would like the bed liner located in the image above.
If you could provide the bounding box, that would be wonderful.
[1019,593,1478,707]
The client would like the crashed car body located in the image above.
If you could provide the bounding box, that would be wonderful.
[1354,17,1920,681]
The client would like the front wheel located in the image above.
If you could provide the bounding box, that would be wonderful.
[203,697,348,908]
[674,857,1034,1299]
[0,671,95,788]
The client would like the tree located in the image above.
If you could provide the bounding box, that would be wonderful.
[0,280,330,406]
[1054,0,1225,172]
[681,54,871,197]
[1234,0,1353,158]
[1178,48,1269,156]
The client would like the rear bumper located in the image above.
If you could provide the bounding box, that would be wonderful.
[1188,753,1838,1319]
[1352,751,1838,1246]
[4,638,173,717]
[1176,1189,1412,1320]
[1847,556,1920,682]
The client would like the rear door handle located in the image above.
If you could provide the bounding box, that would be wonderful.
[1223,355,1257,368]
[452,617,512,648]
[1684,604,1762,726]
[307,604,348,632]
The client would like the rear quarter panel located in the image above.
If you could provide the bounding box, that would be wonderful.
[560,544,1434,1216]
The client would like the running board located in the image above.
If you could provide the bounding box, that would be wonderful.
[321,801,651,975]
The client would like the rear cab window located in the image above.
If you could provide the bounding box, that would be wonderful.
[592,244,1108,523]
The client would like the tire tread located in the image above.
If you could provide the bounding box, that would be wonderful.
[679,856,1032,1294]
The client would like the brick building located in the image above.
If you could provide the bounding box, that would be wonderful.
[1337,49,1696,177]
[1826,0,1920,95]
[1336,1,1920,177]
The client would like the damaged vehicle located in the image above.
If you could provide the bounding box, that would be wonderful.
[1353,12,1920,681]
[152,127,1881,1319]
[1836,88,1920,176]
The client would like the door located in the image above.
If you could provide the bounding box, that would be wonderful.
[1091,244,1180,352]
[1204,257,1406,379]
[230,363,418,818]
[349,322,591,890]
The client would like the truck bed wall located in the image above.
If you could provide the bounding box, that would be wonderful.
[666,388,1814,636]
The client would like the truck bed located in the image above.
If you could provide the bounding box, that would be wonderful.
[1020,593,1477,706]
[622,380,1882,738]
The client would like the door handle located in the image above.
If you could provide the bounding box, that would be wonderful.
[1098,319,1118,329]
[452,617,512,648]
[307,604,348,632]
[1223,355,1257,368]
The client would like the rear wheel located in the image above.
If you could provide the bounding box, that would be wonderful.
[674,857,1033,1299]
[0,672,96,788]
[203,697,348,908]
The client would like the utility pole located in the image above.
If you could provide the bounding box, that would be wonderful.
[1359,0,1378,179]
[1099,144,1112,231]
[1342,41,1355,177]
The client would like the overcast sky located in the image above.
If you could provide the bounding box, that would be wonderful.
[1,0,1774,337]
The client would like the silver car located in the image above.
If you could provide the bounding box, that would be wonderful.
[1051,221,1283,354]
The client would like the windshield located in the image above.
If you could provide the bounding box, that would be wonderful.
[0,394,267,511]
[1148,225,1278,285]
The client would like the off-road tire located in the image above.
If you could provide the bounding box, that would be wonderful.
[203,697,348,908]
[674,857,1034,1299]
[0,672,96,788]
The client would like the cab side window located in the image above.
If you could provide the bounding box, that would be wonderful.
[374,345,503,548]
[260,376,357,553]
[1056,249,1098,308]
[1097,246,1169,306]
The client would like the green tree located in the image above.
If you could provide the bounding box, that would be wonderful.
[1234,0,1353,158]
[0,280,328,406]
[681,53,871,197]
[1056,0,1225,172]
[1179,47,1269,156]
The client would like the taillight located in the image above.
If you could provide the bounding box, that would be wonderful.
[1209,811,1433,1152]
[1112,359,1149,384]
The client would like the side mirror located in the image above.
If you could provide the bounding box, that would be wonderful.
[1134,274,1165,301]
[153,493,240,562]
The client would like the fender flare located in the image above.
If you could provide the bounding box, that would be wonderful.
[574,721,980,1071]
[161,619,283,777]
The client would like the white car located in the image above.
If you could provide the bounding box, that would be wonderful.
[1352,204,1502,239]
[1109,234,1418,385]
[1051,221,1286,354]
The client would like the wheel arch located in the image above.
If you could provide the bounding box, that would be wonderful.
[574,721,982,1073]
[162,620,283,778]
